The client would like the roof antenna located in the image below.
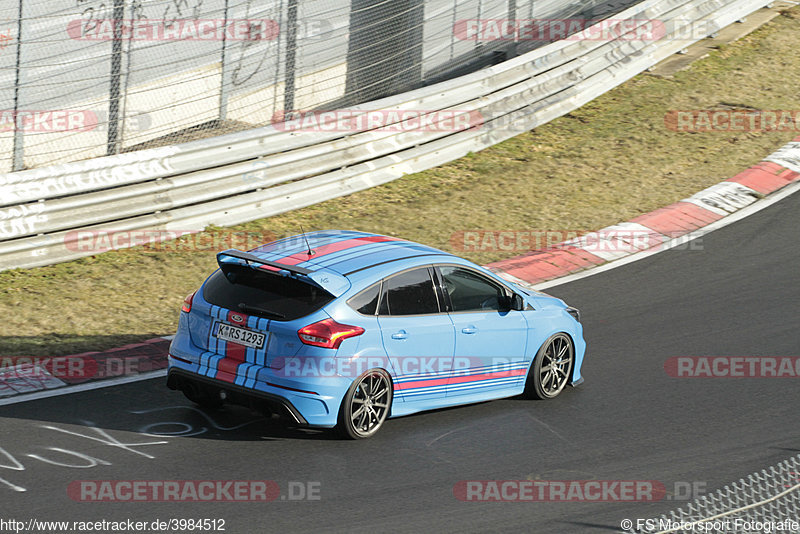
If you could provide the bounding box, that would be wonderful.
[299,225,315,256]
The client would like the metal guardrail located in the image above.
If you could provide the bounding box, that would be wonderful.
[0,0,775,271]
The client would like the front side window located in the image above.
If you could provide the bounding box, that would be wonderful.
[379,268,440,316]
[438,266,505,312]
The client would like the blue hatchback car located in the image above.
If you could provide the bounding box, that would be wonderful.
[167,230,585,438]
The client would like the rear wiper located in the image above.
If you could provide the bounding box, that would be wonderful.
[238,303,286,320]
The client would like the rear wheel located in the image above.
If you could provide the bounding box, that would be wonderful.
[337,369,393,439]
[524,333,574,399]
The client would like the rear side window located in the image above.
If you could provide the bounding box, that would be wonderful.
[203,265,334,321]
[348,282,381,315]
[379,268,440,316]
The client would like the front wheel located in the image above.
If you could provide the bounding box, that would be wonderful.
[337,369,393,439]
[524,333,574,399]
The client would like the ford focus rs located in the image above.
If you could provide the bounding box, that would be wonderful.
[167,230,585,438]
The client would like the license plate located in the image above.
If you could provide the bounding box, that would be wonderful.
[214,322,266,349]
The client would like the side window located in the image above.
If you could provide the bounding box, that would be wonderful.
[348,282,381,315]
[439,266,505,312]
[380,268,440,316]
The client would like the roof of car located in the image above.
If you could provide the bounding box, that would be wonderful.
[247,230,454,277]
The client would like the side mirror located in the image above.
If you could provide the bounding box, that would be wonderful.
[499,294,525,312]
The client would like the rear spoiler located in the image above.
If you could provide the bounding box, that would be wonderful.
[216,249,350,297]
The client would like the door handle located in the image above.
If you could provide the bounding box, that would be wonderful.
[461,326,478,334]
[391,330,408,340]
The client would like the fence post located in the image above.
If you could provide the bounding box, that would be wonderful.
[283,0,298,114]
[107,0,125,155]
[508,0,518,54]
[218,0,230,121]
[11,0,24,171]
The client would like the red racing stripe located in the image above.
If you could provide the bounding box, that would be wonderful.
[394,376,449,390]
[212,311,250,384]
[446,368,527,386]
[253,235,402,272]
[394,368,527,391]
[273,235,401,266]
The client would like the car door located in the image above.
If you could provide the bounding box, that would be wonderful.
[377,266,455,402]
[435,265,529,397]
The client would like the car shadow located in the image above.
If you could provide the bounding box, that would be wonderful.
[0,375,545,443]
[0,376,346,442]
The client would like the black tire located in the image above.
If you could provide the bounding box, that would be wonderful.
[337,368,393,439]
[524,333,574,400]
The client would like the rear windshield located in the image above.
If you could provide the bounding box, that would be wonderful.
[203,264,335,321]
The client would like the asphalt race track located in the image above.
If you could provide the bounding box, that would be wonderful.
[1,190,798,533]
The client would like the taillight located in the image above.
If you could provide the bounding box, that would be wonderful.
[181,291,196,313]
[298,318,365,349]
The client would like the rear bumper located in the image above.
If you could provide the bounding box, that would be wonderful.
[168,320,355,427]
[167,367,308,425]
[166,338,349,428]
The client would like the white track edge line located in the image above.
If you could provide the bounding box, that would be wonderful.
[535,179,800,290]
[0,369,168,407]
